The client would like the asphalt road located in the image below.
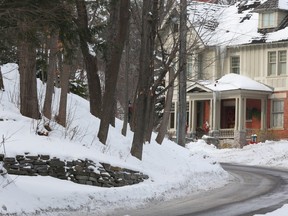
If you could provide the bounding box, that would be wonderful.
[116,163,288,216]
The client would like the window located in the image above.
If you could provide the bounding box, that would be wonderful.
[173,23,178,33]
[278,51,287,75]
[271,100,284,128]
[262,13,275,28]
[231,56,240,74]
[268,51,276,75]
[268,51,287,76]
[187,55,193,79]
[170,103,175,128]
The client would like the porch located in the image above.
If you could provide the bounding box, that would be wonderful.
[186,74,273,147]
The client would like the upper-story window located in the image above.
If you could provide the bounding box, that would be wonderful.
[261,12,275,28]
[278,51,287,75]
[231,56,240,74]
[268,50,287,76]
[173,23,179,33]
[187,55,193,79]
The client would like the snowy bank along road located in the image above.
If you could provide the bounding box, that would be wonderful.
[115,163,288,216]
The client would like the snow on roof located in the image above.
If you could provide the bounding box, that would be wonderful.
[278,0,288,10]
[255,0,288,11]
[188,0,288,46]
[197,73,273,92]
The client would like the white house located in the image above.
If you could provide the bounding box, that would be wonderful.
[169,0,288,147]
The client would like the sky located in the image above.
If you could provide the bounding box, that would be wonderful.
[1,63,288,216]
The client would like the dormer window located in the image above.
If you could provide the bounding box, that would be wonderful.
[260,12,276,28]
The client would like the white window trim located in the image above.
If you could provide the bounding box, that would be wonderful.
[260,12,276,29]
[271,100,284,129]
[267,50,287,76]
[231,56,240,74]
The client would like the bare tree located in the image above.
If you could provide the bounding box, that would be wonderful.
[75,0,102,118]
[130,0,159,160]
[43,32,59,120]
[18,25,40,119]
[121,39,130,136]
[156,68,175,144]
[56,60,71,127]
[98,0,130,144]
[177,0,188,146]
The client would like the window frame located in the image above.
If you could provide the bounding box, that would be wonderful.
[187,55,193,79]
[170,102,175,129]
[230,56,240,74]
[267,50,287,76]
[271,100,284,128]
[278,50,287,75]
[261,12,276,28]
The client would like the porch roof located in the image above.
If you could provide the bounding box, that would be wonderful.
[187,73,273,93]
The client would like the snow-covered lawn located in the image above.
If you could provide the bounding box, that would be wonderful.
[0,63,288,216]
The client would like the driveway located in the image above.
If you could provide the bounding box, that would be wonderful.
[115,163,288,216]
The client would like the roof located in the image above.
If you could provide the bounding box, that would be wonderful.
[187,73,273,93]
[254,0,288,11]
[188,0,288,46]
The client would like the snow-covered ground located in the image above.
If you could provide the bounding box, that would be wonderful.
[0,63,288,216]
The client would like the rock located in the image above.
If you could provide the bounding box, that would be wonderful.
[49,159,65,167]
[3,157,16,163]
[40,155,50,160]
[1,155,149,188]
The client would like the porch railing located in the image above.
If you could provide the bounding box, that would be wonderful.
[218,128,256,139]
[219,129,234,139]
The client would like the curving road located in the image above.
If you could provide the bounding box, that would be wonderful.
[117,163,288,216]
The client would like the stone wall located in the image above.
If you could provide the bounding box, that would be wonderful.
[0,154,149,187]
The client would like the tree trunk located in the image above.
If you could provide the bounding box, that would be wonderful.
[156,68,175,144]
[75,0,102,118]
[18,38,40,119]
[177,0,187,147]
[0,67,4,91]
[144,95,156,143]
[56,62,71,127]
[131,0,159,160]
[97,0,130,144]
[43,32,58,120]
[121,41,130,136]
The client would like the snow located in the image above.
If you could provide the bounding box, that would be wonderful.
[278,0,288,10]
[188,0,288,46]
[0,63,288,216]
[188,73,273,93]
[206,73,273,92]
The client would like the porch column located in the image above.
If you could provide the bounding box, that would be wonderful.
[209,98,213,129]
[235,97,239,130]
[211,91,220,138]
[212,91,217,131]
[215,96,221,130]
[191,100,196,132]
[235,96,246,148]
[261,98,267,130]
[238,97,246,130]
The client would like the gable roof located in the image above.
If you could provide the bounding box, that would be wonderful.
[187,73,273,93]
[188,0,288,46]
[254,0,288,11]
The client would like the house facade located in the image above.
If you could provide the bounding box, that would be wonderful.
[169,0,288,146]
